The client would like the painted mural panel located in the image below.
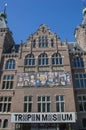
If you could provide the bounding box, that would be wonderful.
[17,72,71,87]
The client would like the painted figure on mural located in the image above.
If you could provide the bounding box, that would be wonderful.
[59,72,66,86]
[47,72,54,86]
[36,73,41,87]
[30,75,35,86]
[40,74,47,86]
[17,75,24,86]
[54,72,60,85]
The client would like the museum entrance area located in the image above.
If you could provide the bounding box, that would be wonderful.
[12,112,75,130]
[15,123,70,130]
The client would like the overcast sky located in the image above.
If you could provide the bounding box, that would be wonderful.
[0,0,84,44]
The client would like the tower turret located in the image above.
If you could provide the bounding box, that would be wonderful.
[0,4,15,62]
[74,7,86,51]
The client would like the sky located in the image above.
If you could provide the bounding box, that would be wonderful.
[0,0,84,44]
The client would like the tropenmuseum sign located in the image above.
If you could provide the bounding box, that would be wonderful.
[11,112,76,123]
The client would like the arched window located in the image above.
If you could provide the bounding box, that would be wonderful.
[52,53,62,65]
[5,59,15,70]
[72,57,84,68]
[0,119,2,128]
[24,54,35,66]
[3,119,8,128]
[38,53,48,65]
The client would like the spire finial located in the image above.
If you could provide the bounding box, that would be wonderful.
[82,0,86,14]
[4,3,7,14]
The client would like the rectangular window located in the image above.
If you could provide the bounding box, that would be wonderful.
[0,96,12,112]
[78,95,86,112]
[51,39,54,47]
[38,96,51,112]
[2,75,14,89]
[38,36,48,48]
[56,95,65,112]
[32,40,36,48]
[74,73,86,88]
[72,57,84,68]
[24,96,33,112]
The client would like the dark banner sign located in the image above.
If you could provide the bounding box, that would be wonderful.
[17,72,71,87]
[11,112,76,123]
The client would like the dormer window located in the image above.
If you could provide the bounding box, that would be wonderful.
[51,38,54,47]
[42,26,45,33]
[39,35,48,47]
[32,40,36,48]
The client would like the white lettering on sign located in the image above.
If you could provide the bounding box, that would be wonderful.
[11,112,76,123]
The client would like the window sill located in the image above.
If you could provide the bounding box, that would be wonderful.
[52,64,63,66]
[24,65,36,67]
[0,112,11,115]
[72,67,84,69]
[3,69,17,71]
[38,65,49,67]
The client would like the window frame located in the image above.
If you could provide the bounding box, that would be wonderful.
[78,95,86,112]
[2,75,14,90]
[37,96,51,112]
[0,96,12,113]
[56,95,65,112]
[52,53,62,65]
[32,39,36,48]
[5,59,16,70]
[38,35,48,48]
[72,56,84,68]
[38,53,49,66]
[24,54,35,66]
[24,96,33,112]
[51,38,54,47]
[3,119,8,128]
[74,73,86,88]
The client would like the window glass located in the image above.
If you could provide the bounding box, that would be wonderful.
[56,95,65,112]
[78,95,86,112]
[2,75,14,89]
[25,54,35,66]
[3,119,8,128]
[38,35,48,48]
[72,57,84,68]
[52,53,62,65]
[32,40,36,48]
[74,73,86,88]
[51,38,54,47]
[38,53,48,65]
[24,96,32,112]
[0,97,12,113]
[5,59,15,70]
[37,96,51,112]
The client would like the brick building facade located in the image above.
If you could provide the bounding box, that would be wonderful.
[0,7,86,130]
